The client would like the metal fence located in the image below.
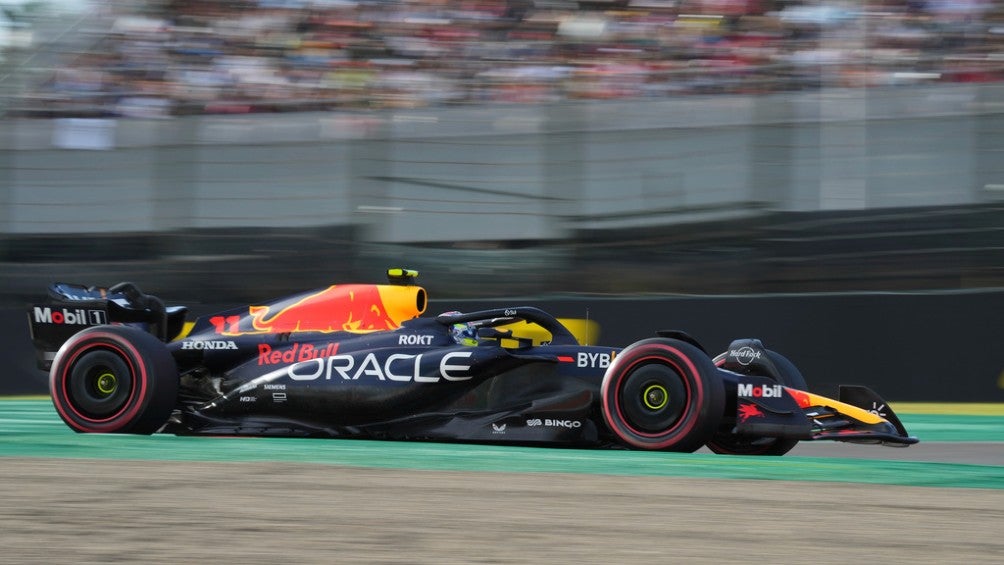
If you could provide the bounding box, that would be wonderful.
[2,84,1004,302]
[3,84,1004,240]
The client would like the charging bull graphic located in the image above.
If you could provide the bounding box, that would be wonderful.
[249,284,427,333]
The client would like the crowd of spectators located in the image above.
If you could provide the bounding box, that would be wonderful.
[6,0,1004,117]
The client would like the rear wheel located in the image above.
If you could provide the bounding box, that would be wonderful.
[706,350,806,456]
[50,326,178,434]
[601,338,724,452]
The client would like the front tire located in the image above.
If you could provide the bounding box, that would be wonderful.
[50,326,178,434]
[601,338,724,452]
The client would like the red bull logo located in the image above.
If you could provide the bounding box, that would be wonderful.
[248,284,426,334]
[257,342,339,365]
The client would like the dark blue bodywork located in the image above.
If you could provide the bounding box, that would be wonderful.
[168,307,629,446]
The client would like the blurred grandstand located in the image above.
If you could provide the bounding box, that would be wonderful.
[1,0,1003,304]
[4,0,1004,116]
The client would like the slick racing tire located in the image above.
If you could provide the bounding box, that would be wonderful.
[706,350,807,456]
[50,325,179,434]
[601,338,725,452]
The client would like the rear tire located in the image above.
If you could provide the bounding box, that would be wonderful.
[50,326,178,434]
[601,338,724,452]
[706,350,806,456]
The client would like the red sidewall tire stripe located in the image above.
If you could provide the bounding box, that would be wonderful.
[601,343,706,450]
[50,331,150,433]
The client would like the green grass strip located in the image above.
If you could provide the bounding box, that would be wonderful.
[896,403,1004,416]
[2,399,1001,489]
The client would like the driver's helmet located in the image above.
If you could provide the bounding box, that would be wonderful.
[450,322,479,346]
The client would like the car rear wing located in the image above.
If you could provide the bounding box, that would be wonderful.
[27,282,187,370]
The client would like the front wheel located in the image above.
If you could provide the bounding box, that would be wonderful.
[50,325,178,434]
[600,338,724,452]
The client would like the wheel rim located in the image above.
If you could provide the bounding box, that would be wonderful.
[67,351,134,420]
[618,362,688,434]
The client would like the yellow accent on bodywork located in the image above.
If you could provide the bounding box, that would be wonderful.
[496,318,600,347]
[375,285,427,327]
[173,321,196,341]
[559,318,600,346]
[800,390,886,424]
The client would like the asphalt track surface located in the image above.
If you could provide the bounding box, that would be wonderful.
[2,399,1003,564]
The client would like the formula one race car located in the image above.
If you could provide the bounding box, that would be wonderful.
[27,269,917,455]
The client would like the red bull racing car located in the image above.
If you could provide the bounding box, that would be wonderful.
[27,269,917,455]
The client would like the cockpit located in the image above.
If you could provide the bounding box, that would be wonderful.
[436,307,582,348]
